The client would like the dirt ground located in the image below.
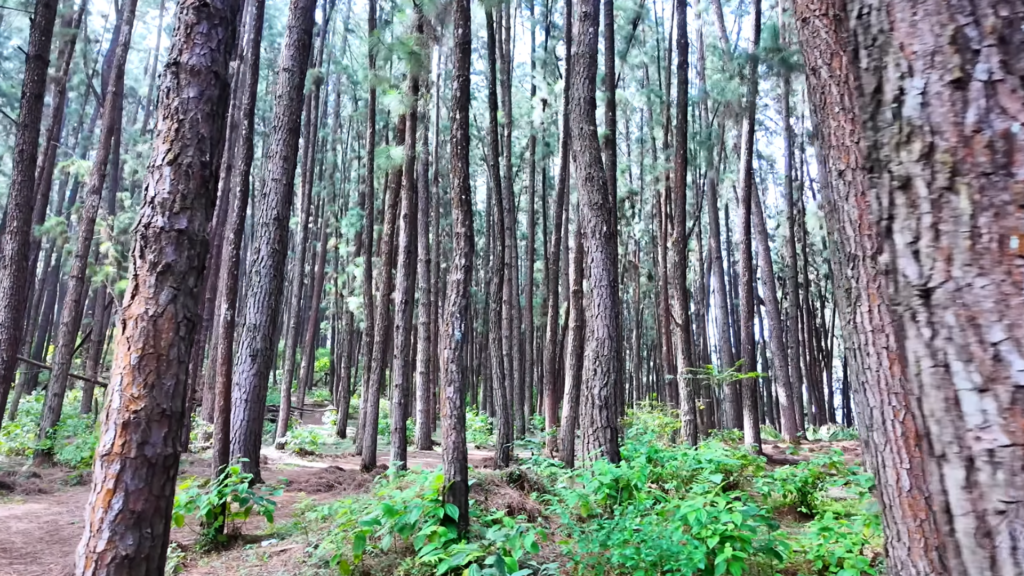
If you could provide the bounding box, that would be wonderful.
[0,446,494,576]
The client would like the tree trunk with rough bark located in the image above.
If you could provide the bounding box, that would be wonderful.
[359,117,405,470]
[543,0,571,455]
[0,0,59,425]
[390,30,422,467]
[668,0,697,446]
[485,6,513,469]
[439,0,472,532]
[559,221,584,468]
[736,0,761,449]
[211,0,264,474]
[75,0,241,567]
[230,0,318,482]
[354,0,377,455]
[793,0,959,573]
[569,0,622,465]
[414,55,434,452]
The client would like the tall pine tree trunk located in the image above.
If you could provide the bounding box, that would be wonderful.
[736,0,762,448]
[569,0,622,464]
[439,0,473,532]
[543,0,571,455]
[0,0,59,424]
[793,0,947,572]
[76,0,242,567]
[230,0,319,482]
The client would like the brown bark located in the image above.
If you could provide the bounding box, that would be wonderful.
[35,0,139,465]
[230,0,318,482]
[523,0,537,435]
[602,0,624,422]
[274,88,318,446]
[75,0,241,567]
[439,0,472,532]
[26,2,86,315]
[211,0,264,474]
[847,1,1024,572]
[0,0,60,425]
[354,0,377,454]
[485,6,513,468]
[359,115,405,470]
[793,0,949,573]
[751,180,799,441]
[496,5,525,441]
[543,0,572,455]
[558,220,584,468]
[736,0,762,448]
[390,26,423,467]
[294,0,334,415]
[668,0,697,446]
[569,0,621,464]
[414,50,435,451]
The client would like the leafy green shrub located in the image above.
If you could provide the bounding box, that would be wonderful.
[314,468,549,575]
[466,408,494,448]
[0,389,98,468]
[323,407,339,427]
[754,450,873,517]
[310,387,333,404]
[172,461,279,549]
[806,425,860,442]
[284,426,325,455]
[623,401,680,445]
[189,413,213,451]
[760,425,782,441]
[799,512,882,575]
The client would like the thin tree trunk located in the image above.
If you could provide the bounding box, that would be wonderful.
[414,49,435,452]
[485,5,512,469]
[274,85,318,446]
[439,0,473,532]
[735,0,761,449]
[751,178,799,441]
[230,0,319,482]
[35,0,139,465]
[543,0,572,455]
[354,0,377,455]
[558,220,584,467]
[211,0,264,474]
[390,22,423,467]
[668,0,697,446]
[0,0,60,424]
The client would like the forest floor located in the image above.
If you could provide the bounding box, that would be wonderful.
[0,403,874,576]
[0,437,496,576]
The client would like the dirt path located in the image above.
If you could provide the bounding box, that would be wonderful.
[0,446,493,576]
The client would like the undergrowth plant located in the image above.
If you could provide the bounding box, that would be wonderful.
[0,389,98,468]
[312,468,550,575]
[172,461,279,549]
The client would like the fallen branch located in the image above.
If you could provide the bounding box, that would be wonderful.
[17,355,108,388]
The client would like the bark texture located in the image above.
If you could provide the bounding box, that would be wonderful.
[212,0,265,473]
[793,0,949,573]
[76,0,241,568]
[0,0,59,424]
[568,0,621,464]
[231,0,318,482]
[439,0,473,533]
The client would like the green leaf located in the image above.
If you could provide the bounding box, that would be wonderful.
[444,503,460,521]
[353,532,367,556]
